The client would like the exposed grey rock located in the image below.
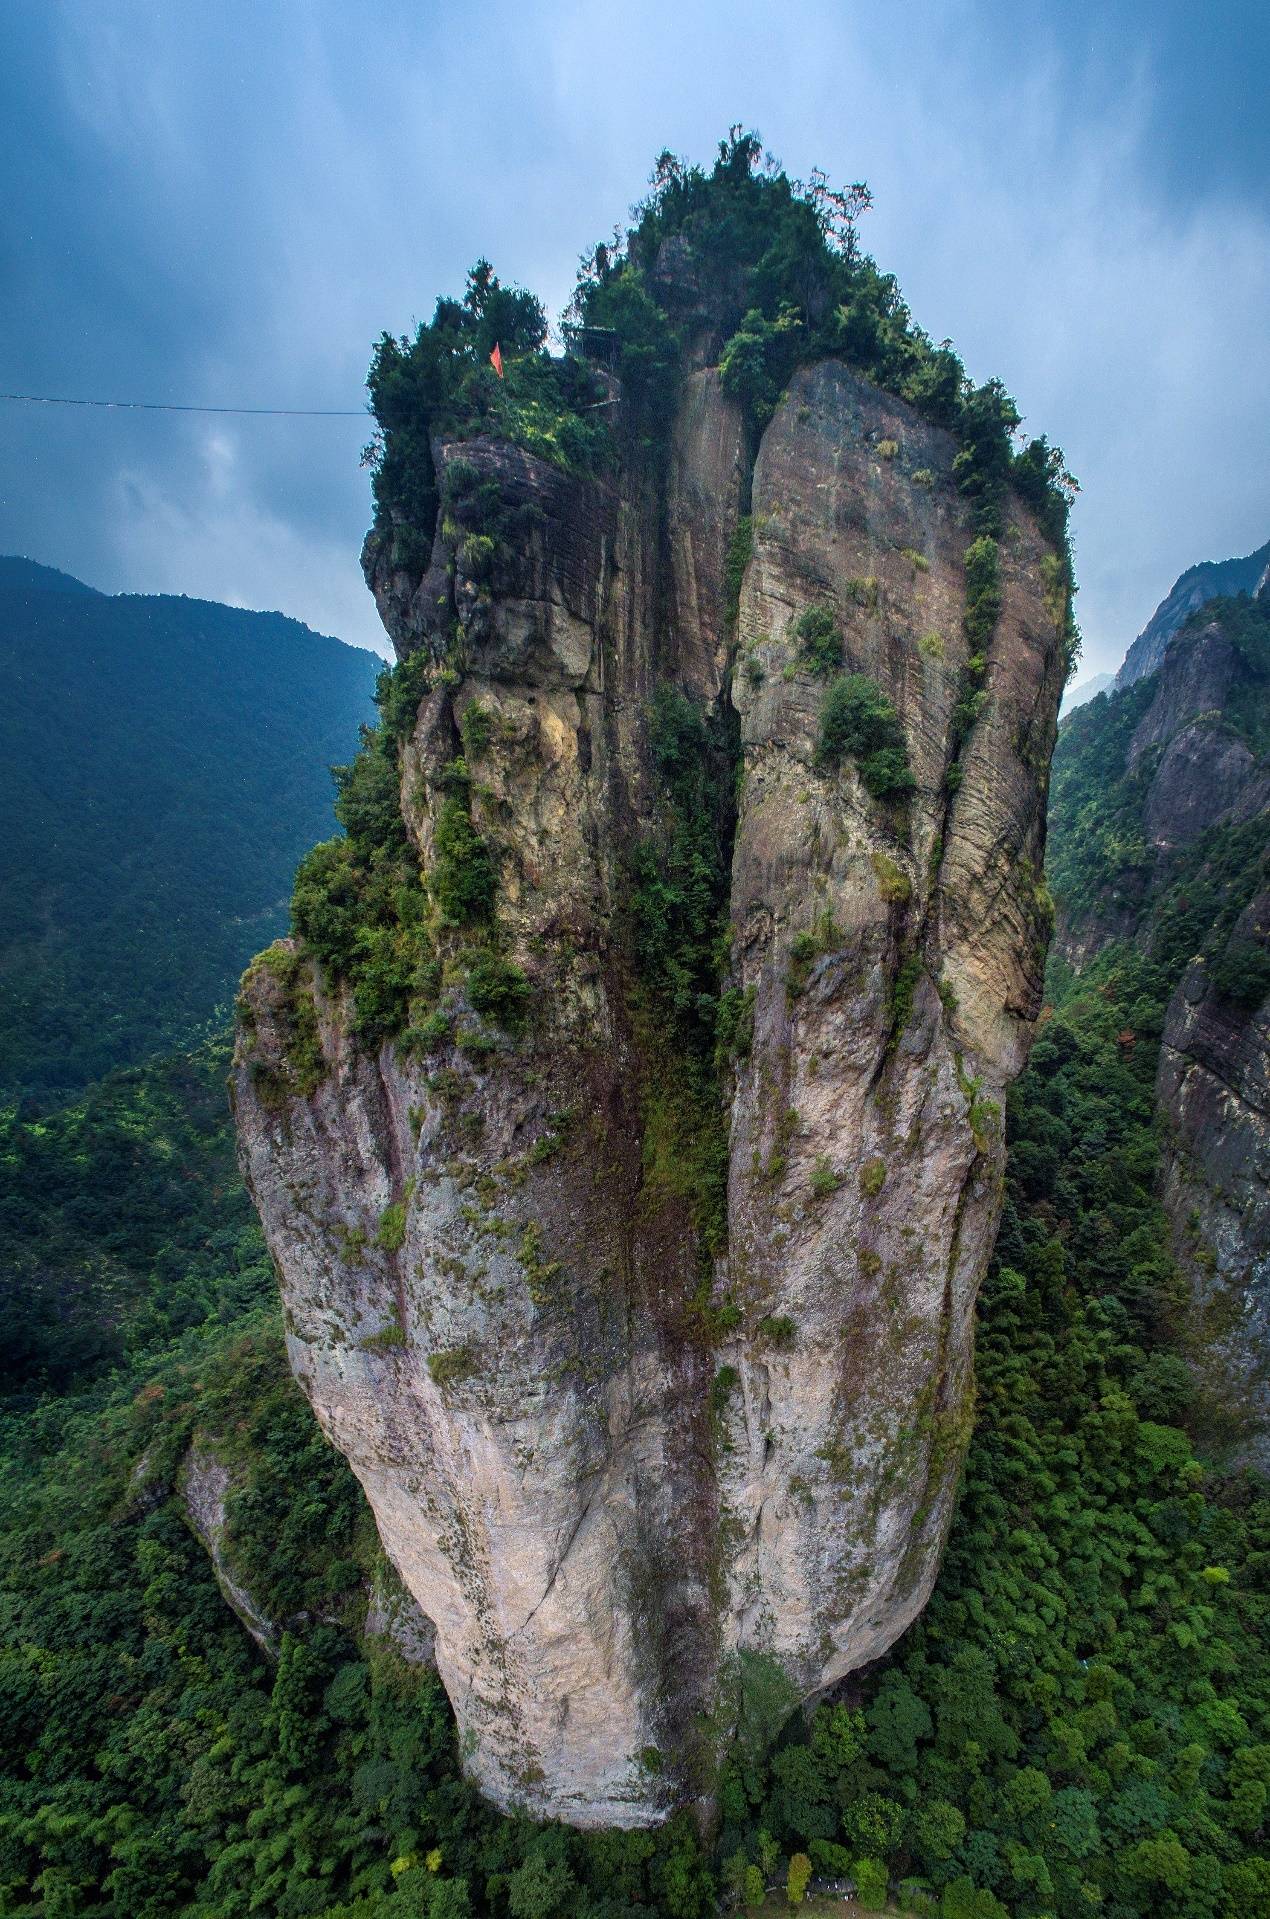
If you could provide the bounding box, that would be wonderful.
[235,360,1066,1825]
[717,362,1062,1690]
[1125,616,1270,850]
[182,1444,280,1656]
[365,1557,438,1667]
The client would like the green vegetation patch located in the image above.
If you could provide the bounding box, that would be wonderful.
[711,1364,741,1415]
[289,659,438,1046]
[815,672,915,802]
[427,1345,477,1388]
[629,685,740,1269]
[239,942,327,1107]
[725,517,754,630]
[859,1157,887,1198]
[757,1314,797,1348]
[792,603,844,677]
[871,850,911,906]
[366,259,611,541]
[286,652,529,1056]
[810,1156,842,1200]
[431,760,498,929]
[888,952,924,1043]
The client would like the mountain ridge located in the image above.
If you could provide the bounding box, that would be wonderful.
[0,558,379,1100]
[1050,578,1270,1466]
[1115,534,1270,687]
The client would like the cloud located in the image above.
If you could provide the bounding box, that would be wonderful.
[1,0,1266,674]
[109,422,386,654]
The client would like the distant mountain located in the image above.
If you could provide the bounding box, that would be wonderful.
[0,556,99,597]
[1116,535,1270,686]
[1050,580,1270,1466]
[1059,669,1113,715]
[0,560,380,1101]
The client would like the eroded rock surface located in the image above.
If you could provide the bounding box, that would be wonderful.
[235,360,1066,1825]
[182,1444,281,1656]
[717,362,1061,1684]
[1128,616,1270,848]
[1122,607,1270,1468]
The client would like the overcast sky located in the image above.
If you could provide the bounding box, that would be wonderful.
[1,0,1266,673]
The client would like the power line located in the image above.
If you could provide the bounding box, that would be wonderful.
[0,391,367,418]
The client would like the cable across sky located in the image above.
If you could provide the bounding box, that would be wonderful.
[0,391,367,417]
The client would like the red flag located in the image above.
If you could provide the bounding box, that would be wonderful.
[490,342,504,379]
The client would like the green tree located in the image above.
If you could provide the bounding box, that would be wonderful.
[786,1853,812,1905]
[814,673,915,799]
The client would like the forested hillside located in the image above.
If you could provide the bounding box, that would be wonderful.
[0,1044,266,1407]
[0,560,378,1102]
[2,917,1266,1919]
[1048,587,1270,1467]
[3,635,1267,1919]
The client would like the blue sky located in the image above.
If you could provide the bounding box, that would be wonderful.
[1,0,1266,672]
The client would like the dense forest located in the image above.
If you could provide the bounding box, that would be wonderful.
[1,137,1267,1919]
[0,559,377,1104]
[4,624,1268,1919]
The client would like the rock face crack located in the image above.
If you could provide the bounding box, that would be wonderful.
[235,358,1066,1827]
[511,1470,607,1642]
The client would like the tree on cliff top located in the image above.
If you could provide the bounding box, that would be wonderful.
[365,132,1078,594]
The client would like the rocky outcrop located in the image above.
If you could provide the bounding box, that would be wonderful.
[1116,536,1270,688]
[365,1557,439,1667]
[1128,615,1270,850]
[235,359,1067,1826]
[180,1441,437,1665]
[717,362,1061,1681]
[182,1444,281,1655]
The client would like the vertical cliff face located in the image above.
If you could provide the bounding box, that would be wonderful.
[1144,598,1270,1467]
[1051,583,1270,1468]
[234,349,1066,1826]
[715,360,1062,1684]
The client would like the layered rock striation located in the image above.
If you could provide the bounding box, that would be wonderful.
[235,352,1067,1825]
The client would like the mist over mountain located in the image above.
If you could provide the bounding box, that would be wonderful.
[1059,669,1113,714]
